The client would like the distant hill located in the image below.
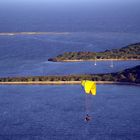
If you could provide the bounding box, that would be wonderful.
[48,43,140,62]
[0,65,139,84]
[99,65,140,83]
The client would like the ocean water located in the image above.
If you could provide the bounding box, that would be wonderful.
[0,60,139,77]
[0,85,140,140]
[0,34,140,77]
[0,1,140,76]
[0,1,140,139]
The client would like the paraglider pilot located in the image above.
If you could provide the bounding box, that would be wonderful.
[85,114,91,122]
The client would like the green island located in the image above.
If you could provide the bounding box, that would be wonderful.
[0,65,139,85]
[48,43,140,62]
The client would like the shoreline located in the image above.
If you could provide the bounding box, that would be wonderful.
[0,32,70,36]
[54,59,140,62]
[0,81,139,86]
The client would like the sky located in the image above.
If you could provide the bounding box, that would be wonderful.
[1,0,140,5]
[0,0,139,15]
[0,0,139,10]
[0,0,139,18]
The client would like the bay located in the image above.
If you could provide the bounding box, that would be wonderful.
[0,85,140,139]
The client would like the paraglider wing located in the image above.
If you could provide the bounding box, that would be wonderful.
[90,82,96,95]
[81,80,96,95]
[81,80,86,87]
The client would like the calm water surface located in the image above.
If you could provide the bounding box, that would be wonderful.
[0,34,140,77]
[0,1,140,140]
[0,85,140,140]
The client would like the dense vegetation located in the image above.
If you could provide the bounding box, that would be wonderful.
[48,43,140,61]
[0,65,139,84]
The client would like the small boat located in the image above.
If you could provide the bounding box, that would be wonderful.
[110,60,114,68]
[94,57,97,66]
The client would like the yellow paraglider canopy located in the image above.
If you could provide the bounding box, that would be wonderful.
[81,80,96,95]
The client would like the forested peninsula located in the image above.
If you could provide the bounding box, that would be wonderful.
[48,43,140,62]
[0,65,139,85]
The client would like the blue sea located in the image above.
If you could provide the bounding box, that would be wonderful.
[0,85,140,140]
[0,0,140,139]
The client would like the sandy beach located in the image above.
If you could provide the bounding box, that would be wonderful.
[0,81,139,86]
[57,59,140,62]
[0,32,70,36]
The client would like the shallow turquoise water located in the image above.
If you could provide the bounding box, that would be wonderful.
[0,85,140,140]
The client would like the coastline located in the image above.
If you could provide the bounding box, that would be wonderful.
[54,59,140,62]
[0,81,139,86]
[0,32,70,36]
